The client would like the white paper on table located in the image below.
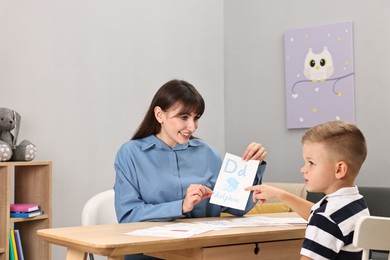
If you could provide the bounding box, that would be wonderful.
[231,216,307,226]
[194,220,242,229]
[210,153,259,210]
[195,216,307,228]
[125,223,214,238]
[194,219,263,228]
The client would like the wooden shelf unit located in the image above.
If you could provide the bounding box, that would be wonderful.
[0,161,52,260]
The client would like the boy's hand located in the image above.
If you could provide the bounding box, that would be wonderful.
[245,184,280,203]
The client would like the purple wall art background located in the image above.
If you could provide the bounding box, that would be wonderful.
[284,21,355,129]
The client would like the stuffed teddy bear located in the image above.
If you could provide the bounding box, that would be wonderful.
[0,107,37,161]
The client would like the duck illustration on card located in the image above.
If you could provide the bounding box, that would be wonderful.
[210,153,259,210]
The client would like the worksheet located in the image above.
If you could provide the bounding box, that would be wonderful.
[126,223,214,238]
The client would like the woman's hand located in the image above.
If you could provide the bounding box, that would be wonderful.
[242,142,267,163]
[182,184,213,214]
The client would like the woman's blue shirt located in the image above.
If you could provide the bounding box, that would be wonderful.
[114,135,266,222]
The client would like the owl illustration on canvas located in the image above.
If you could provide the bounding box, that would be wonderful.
[303,47,334,82]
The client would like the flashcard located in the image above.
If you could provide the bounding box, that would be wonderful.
[210,153,259,210]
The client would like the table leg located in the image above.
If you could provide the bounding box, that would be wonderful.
[107,256,124,260]
[66,248,87,260]
[65,248,124,260]
[147,248,202,260]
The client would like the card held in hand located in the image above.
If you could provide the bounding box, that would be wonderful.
[210,153,259,210]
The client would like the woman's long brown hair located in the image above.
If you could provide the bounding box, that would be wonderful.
[131,79,205,140]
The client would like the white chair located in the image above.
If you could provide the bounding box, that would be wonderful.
[353,215,390,260]
[82,189,117,226]
[82,189,117,260]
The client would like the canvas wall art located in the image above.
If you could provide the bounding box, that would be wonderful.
[284,21,355,129]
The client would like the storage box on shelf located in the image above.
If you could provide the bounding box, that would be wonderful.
[0,161,52,260]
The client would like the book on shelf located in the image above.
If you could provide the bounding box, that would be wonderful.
[10,210,43,218]
[10,229,19,260]
[9,232,15,260]
[10,203,39,212]
[14,229,25,260]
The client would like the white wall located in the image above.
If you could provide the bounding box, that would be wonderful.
[224,0,390,186]
[3,0,390,258]
[0,1,224,258]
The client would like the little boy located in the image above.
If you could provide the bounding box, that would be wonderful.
[246,121,369,260]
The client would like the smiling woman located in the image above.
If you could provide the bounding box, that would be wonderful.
[154,98,202,147]
[132,80,205,143]
[113,79,268,260]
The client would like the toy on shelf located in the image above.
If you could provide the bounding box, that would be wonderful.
[0,107,37,162]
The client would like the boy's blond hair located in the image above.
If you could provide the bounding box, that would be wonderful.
[302,121,367,176]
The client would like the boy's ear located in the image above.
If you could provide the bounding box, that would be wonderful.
[335,161,348,179]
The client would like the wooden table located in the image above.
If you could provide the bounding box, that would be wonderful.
[37,212,306,260]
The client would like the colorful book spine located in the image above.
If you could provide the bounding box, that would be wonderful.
[10,229,19,260]
[9,232,15,260]
[10,210,43,218]
[14,230,24,260]
[10,203,39,212]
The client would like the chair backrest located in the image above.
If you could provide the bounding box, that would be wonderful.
[358,187,390,217]
[353,216,390,260]
[81,189,117,226]
[307,186,390,217]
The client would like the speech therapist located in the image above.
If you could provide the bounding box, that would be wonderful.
[114,79,267,224]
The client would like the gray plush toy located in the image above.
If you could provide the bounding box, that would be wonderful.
[0,107,37,161]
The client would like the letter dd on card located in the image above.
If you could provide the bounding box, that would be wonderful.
[210,153,259,210]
